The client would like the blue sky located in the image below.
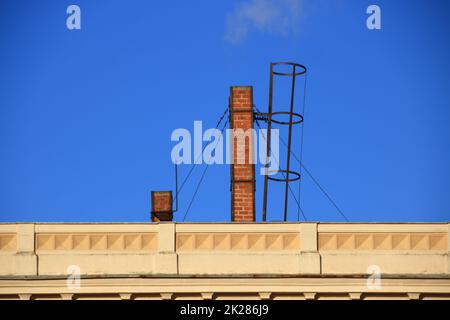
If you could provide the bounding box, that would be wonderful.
[0,0,449,222]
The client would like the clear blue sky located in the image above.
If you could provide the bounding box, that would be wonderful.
[1,0,449,222]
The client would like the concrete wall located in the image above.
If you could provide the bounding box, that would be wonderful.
[0,222,448,277]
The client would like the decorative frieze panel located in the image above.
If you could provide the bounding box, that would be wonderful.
[0,234,16,252]
[176,233,300,251]
[319,233,448,251]
[36,233,158,251]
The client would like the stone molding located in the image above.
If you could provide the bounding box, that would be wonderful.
[0,223,448,277]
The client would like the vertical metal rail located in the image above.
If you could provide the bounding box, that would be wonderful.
[262,63,274,222]
[174,164,178,212]
[283,64,296,221]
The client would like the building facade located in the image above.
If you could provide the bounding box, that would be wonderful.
[0,222,449,300]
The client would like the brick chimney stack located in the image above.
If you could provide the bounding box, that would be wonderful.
[151,191,173,222]
[229,86,255,222]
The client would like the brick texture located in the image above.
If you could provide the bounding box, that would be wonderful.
[230,86,255,222]
[151,191,173,222]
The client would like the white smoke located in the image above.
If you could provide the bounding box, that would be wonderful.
[224,0,302,44]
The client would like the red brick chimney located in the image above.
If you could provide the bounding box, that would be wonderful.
[151,191,173,222]
[229,86,255,222]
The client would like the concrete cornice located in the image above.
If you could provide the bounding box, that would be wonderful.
[0,222,449,299]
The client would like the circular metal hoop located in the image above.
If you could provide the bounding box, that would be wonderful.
[272,62,307,76]
[270,111,304,125]
[267,170,301,182]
